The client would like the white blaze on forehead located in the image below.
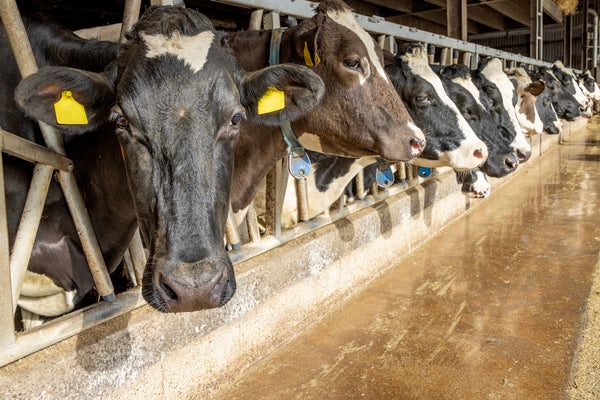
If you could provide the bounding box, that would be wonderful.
[452,76,484,108]
[481,59,529,152]
[141,31,214,73]
[554,60,588,106]
[327,9,388,81]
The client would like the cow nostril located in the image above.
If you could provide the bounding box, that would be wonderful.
[474,148,485,159]
[504,156,518,170]
[160,280,178,301]
[410,137,425,150]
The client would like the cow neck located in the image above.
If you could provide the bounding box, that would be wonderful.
[269,27,312,180]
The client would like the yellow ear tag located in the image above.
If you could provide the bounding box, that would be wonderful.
[53,90,88,125]
[257,86,285,115]
[314,51,321,66]
[303,41,314,67]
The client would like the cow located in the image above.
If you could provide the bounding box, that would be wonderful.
[505,67,545,135]
[477,57,532,163]
[532,67,582,122]
[436,63,519,178]
[552,60,591,117]
[387,43,488,171]
[6,6,326,318]
[578,70,600,101]
[227,0,426,229]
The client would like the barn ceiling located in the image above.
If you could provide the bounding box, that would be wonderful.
[19,0,573,36]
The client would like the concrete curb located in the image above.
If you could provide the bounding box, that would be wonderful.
[0,121,583,400]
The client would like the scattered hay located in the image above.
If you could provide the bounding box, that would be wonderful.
[554,0,580,16]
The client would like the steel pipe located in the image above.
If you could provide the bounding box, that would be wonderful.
[0,138,15,348]
[10,164,53,312]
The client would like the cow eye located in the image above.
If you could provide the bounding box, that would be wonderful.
[343,59,362,72]
[110,105,129,129]
[415,95,431,106]
[230,112,244,126]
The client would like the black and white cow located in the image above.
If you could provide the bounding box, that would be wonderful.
[388,43,488,171]
[578,70,600,102]
[552,60,591,117]
[436,63,519,178]
[532,66,583,121]
[477,57,532,163]
[7,6,325,316]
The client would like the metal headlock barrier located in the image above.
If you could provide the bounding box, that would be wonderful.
[0,0,568,366]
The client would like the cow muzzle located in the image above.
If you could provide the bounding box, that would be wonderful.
[145,256,236,313]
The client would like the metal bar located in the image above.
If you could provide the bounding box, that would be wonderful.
[212,0,553,67]
[1,128,73,172]
[245,203,261,243]
[0,1,115,301]
[249,9,264,30]
[356,170,365,200]
[225,207,241,250]
[127,229,146,285]
[0,288,146,368]
[0,139,15,348]
[294,177,310,222]
[10,164,53,312]
[119,0,142,42]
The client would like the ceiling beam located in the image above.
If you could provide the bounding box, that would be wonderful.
[390,11,481,35]
[387,15,447,36]
[544,0,563,23]
[465,5,507,31]
[363,0,414,13]
[482,0,531,26]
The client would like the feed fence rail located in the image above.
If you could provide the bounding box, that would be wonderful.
[0,0,561,367]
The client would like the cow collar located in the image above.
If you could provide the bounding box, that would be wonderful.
[269,27,312,180]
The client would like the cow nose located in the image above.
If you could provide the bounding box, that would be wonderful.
[410,136,425,155]
[579,105,587,113]
[517,148,531,163]
[157,259,236,312]
[504,153,519,171]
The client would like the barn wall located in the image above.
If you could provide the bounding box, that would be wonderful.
[0,120,586,400]
[471,13,585,66]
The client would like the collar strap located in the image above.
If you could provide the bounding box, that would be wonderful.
[269,27,312,180]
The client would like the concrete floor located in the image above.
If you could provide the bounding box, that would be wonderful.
[209,122,600,400]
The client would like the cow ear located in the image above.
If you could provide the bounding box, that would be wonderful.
[240,64,325,126]
[525,80,545,96]
[15,66,114,134]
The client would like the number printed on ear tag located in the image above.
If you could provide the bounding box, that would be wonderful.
[54,90,88,125]
[257,86,285,115]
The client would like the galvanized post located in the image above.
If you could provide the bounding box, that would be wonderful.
[0,136,15,348]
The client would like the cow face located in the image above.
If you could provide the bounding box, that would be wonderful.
[15,6,324,313]
[579,70,600,101]
[537,67,582,121]
[437,67,518,178]
[506,67,545,135]
[280,0,425,162]
[552,61,590,113]
[478,58,532,163]
[386,44,488,171]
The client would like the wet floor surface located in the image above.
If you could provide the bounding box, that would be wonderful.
[211,122,600,400]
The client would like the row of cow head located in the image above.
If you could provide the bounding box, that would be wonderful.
[5,1,597,321]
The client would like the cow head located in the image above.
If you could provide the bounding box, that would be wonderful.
[579,70,600,101]
[506,67,545,135]
[438,64,518,178]
[552,60,590,115]
[386,44,488,171]
[15,6,325,313]
[478,58,532,163]
[536,67,582,121]
[279,0,425,162]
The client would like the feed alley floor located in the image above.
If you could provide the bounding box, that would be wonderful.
[210,121,600,400]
